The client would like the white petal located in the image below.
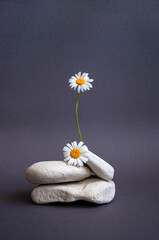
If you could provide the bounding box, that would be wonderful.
[87,79,94,82]
[77,85,81,93]
[69,81,75,86]
[63,151,70,156]
[71,142,74,149]
[85,86,90,91]
[68,158,74,165]
[83,84,90,91]
[81,152,89,157]
[73,159,77,166]
[71,142,74,148]
[64,156,71,162]
[66,143,73,150]
[77,158,84,167]
[77,141,84,149]
[80,85,84,92]
[81,72,86,78]
[79,155,88,163]
[76,158,80,167]
[69,82,75,86]
[73,141,77,148]
[63,146,71,152]
[71,141,77,149]
[80,145,88,153]
[69,79,75,83]
[75,73,79,78]
[71,76,76,80]
[63,152,70,158]
[74,85,78,90]
[70,84,76,89]
[84,73,89,78]
[82,84,87,91]
[77,72,81,78]
[85,82,93,88]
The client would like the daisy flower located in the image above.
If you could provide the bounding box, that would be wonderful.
[63,141,89,167]
[69,72,94,93]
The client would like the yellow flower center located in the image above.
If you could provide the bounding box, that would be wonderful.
[70,149,81,159]
[76,78,85,85]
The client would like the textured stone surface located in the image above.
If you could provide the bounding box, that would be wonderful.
[25,161,91,184]
[85,151,114,181]
[31,177,115,204]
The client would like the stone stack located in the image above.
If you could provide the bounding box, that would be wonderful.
[25,151,115,204]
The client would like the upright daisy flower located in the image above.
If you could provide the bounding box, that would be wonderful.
[69,72,93,93]
[63,141,88,167]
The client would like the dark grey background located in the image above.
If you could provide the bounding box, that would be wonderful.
[0,1,159,239]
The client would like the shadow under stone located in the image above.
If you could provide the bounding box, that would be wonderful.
[48,200,102,208]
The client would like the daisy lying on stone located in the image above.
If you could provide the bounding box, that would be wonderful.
[63,141,88,167]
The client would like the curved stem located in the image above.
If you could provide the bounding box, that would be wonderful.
[76,93,82,142]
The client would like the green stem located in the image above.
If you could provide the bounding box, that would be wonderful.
[76,93,82,142]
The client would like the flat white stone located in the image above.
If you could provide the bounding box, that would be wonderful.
[85,151,114,181]
[31,177,115,204]
[25,161,91,184]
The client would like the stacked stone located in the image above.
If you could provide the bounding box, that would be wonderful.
[25,151,115,204]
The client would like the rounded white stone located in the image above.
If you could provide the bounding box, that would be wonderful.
[25,161,92,184]
[85,151,114,181]
[31,177,115,204]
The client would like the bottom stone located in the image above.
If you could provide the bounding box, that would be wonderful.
[31,177,115,204]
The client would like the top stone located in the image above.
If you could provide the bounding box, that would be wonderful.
[86,151,114,181]
[25,161,92,184]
